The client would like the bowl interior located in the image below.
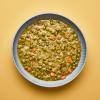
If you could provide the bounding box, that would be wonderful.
[13,13,87,87]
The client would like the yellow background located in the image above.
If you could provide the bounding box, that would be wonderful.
[0,0,100,100]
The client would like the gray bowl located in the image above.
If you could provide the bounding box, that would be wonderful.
[12,13,87,88]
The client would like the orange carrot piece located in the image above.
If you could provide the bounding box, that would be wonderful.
[56,34,62,40]
[50,72,56,77]
[66,56,73,63]
[49,35,56,40]
[68,67,72,73]
[61,75,66,80]
[27,67,33,72]
[32,48,36,52]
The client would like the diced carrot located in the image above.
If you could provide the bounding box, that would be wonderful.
[49,35,56,40]
[50,72,56,76]
[66,56,73,63]
[61,75,66,80]
[56,34,62,40]
[56,64,60,68]
[68,67,72,73]
[27,67,33,72]
[66,70,69,74]
[32,48,36,52]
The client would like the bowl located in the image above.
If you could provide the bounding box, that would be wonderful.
[12,13,87,88]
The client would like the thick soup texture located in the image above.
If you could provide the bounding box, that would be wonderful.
[17,19,81,81]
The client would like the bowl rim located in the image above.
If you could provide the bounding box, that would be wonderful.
[12,13,87,88]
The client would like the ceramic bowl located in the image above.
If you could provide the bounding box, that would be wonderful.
[12,13,87,87]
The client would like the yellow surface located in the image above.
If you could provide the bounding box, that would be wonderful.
[0,0,100,100]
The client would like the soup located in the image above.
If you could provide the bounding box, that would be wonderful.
[17,19,81,81]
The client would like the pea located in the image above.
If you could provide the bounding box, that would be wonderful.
[18,45,23,49]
